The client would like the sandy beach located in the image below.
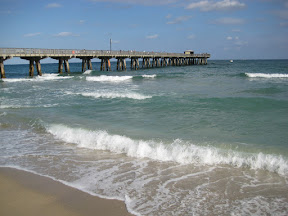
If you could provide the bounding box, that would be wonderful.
[0,167,133,216]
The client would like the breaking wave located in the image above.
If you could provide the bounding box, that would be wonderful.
[80,92,152,100]
[86,75,133,82]
[46,124,288,176]
[83,70,92,75]
[245,73,288,78]
[142,74,157,78]
[3,74,73,82]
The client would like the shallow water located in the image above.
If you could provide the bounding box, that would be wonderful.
[1,60,288,215]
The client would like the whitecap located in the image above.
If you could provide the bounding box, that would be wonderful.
[86,75,133,82]
[142,74,157,78]
[245,73,288,78]
[3,74,73,82]
[80,92,152,100]
[83,70,92,75]
[46,124,288,176]
[0,112,7,116]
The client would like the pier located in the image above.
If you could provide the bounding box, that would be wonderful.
[0,48,210,78]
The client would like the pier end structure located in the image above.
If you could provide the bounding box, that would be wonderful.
[0,48,211,77]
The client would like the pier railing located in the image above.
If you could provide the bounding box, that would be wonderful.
[0,48,210,58]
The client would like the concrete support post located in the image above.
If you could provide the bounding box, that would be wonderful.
[100,58,110,71]
[136,58,139,69]
[29,60,35,77]
[35,60,42,76]
[107,59,111,71]
[88,59,93,70]
[65,59,70,73]
[59,59,63,74]
[0,58,6,79]
[123,59,126,70]
[82,59,86,72]
[100,59,104,71]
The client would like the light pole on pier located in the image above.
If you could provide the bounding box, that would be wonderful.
[110,38,112,52]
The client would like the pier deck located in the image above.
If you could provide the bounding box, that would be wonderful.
[0,48,210,78]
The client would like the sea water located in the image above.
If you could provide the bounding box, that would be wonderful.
[1,60,288,215]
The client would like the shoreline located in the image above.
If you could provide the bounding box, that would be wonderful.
[0,167,134,216]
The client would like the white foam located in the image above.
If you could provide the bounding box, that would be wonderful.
[142,74,157,78]
[0,104,58,109]
[83,70,92,75]
[0,112,7,116]
[80,92,152,100]
[245,73,288,78]
[46,124,288,176]
[86,75,133,82]
[3,74,73,82]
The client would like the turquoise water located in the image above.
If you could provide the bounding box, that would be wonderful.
[1,60,288,215]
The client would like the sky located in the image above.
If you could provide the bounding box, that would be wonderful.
[0,0,288,61]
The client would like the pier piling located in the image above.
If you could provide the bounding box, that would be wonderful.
[0,48,210,77]
[0,57,7,78]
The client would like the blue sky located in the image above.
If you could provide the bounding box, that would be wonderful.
[1,0,288,60]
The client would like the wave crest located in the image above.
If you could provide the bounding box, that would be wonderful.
[46,124,288,176]
[3,74,72,82]
[86,75,133,82]
[245,73,288,78]
[83,70,92,75]
[80,92,152,100]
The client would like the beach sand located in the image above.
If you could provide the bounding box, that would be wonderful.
[0,167,134,216]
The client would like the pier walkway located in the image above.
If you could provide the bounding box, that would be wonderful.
[0,48,210,78]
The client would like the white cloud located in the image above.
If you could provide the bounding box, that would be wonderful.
[24,32,41,37]
[187,34,196,39]
[186,0,245,12]
[166,14,172,19]
[46,3,62,8]
[213,17,245,25]
[235,40,247,46]
[167,15,192,24]
[79,20,86,24]
[146,34,159,39]
[226,36,233,40]
[53,32,80,37]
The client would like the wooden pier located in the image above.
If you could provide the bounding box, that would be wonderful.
[0,48,210,78]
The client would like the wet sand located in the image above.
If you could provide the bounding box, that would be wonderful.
[0,167,134,216]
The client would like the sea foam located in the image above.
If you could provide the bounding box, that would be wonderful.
[46,124,288,176]
[83,70,92,75]
[80,92,152,100]
[142,74,157,78]
[3,74,73,82]
[86,75,133,82]
[245,73,288,78]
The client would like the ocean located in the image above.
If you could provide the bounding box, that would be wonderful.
[1,59,288,215]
